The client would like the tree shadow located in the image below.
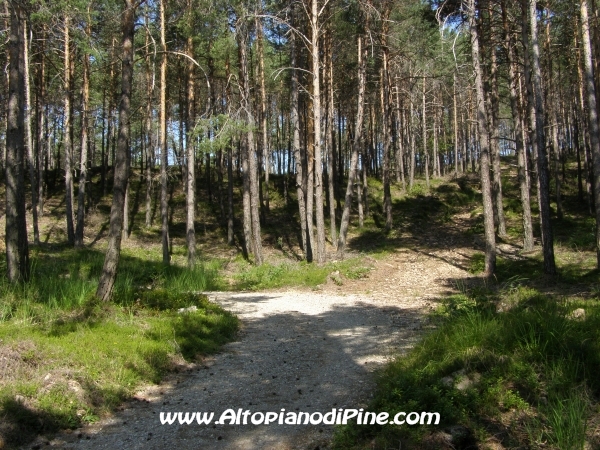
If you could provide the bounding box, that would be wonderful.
[49,291,432,449]
[0,398,76,447]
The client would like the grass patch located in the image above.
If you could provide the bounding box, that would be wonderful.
[0,247,237,448]
[0,246,223,323]
[232,258,372,290]
[333,283,600,449]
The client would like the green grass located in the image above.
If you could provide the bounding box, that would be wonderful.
[231,257,373,290]
[0,246,237,448]
[0,245,224,322]
[333,282,600,449]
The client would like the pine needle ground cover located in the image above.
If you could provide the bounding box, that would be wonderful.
[0,246,238,448]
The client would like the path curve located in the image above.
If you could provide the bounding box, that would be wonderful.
[50,247,470,450]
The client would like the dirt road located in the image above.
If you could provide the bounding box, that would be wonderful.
[50,246,470,450]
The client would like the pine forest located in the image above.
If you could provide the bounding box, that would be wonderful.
[1,0,600,448]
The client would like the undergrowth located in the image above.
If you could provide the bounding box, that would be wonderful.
[333,282,600,449]
[0,246,237,448]
[231,257,372,290]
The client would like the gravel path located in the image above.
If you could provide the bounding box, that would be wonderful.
[49,247,471,450]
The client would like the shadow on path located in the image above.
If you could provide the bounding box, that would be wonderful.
[57,291,430,450]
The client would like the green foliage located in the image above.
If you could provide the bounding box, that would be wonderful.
[344,266,371,280]
[334,285,600,449]
[232,258,372,291]
[134,289,208,311]
[0,247,236,447]
[468,252,485,274]
[194,114,250,155]
[0,302,237,447]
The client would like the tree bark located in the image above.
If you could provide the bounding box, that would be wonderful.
[395,84,406,191]
[488,20,507,238]
[502,0,534,251]
[23,20,39,245]
[290,15,309,260]
[63,15,75,245]
[422,77,429,189]
[75,13,91,247]
[325,22,337,245]
[144,13,153,228]
[159,0,170,265]
[337,32,367,258]
[5,1,29,282]
[96,0,136,301]
[381,13,392,231]
[310,0,326,262]
[409,97,416,189]
[36,25,46,220]
[581,0,600,267]
[453,72,460,176]
[468,0,496,276]
[525,0,556,275]
[237,14,263,264]
[433,102,439,179]
[225,57,235,245]
[256,16,270,216]
[185,28,196,267]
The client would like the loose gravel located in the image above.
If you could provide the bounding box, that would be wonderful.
[48,246,471,450]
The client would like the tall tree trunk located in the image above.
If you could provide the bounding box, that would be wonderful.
[581,0,600,267]
[409,97,416,189]
[433,103,439,179]
[453,72,460,176]
[96,0,136,301]
[225,57,235,245]
[468,0,496,276]
[144,13,153,228]
[237,14,263,264]
[75,14,91,247]
[502,0,534,251]
[159,0,170,265]
[104,38,117,198]
[525,0,556,275]
[310,0,326,262]
[381,13,393,231]
[488,20,507,238]
[362,115,369,217]
[325,23,337,245]
[337,32,367,258]
[122,159,130,239]
[545,18,564,221]
[185,21,196,268]
[290,16,309,260]
[576,41,594,214]
[36,25,46,219]
[574,100,584,202]
[550,97,564,220]
[5,1,29,282]
[23,20,39,245]
[256,16,270,216]
[63,15,75,245]
[395,84,406,191]
[357,160,364,227]
[241,140,252,257]
[422,78,430,189]
[306,99,315,263]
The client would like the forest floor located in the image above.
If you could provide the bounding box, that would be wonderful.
[43,229,475,450]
